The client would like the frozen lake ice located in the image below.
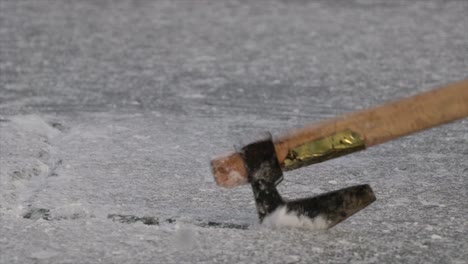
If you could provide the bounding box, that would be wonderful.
[1,0,467,263]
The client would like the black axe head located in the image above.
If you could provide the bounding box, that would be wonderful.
[240,134,376,229]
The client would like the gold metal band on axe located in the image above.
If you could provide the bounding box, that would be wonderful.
[282,129,366,171]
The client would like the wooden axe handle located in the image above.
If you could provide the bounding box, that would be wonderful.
[211,79,468,188]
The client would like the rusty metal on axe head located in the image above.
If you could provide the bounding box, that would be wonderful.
[240,133,284,221]
[240,133,376,228]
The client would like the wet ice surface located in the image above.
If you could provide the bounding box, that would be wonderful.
[1,0,468,263]
[2,113,467,263]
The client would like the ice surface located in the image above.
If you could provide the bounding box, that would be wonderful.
[1,0,468,263]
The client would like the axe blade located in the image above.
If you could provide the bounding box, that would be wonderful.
[263,184,376,229]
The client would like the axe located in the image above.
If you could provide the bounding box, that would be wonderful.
[210,80,468,229]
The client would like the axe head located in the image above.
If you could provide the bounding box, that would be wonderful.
[240,134,376,229]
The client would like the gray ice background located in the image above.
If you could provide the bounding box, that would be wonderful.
[1,0,467,263]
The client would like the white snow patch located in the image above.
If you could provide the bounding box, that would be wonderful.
[53,203,91,220]
[425,225,434,231]
[262,206,331,230]
[173,226,196,250]
[284,255,301,263]
[180,93,205,99]
[10,115,60,138]
[33,160,51,177]
[311,187,325,194]
[431,234,442,240]
[418,196,446,208]
[30,250,59,259]
[311,247,324,253]
[0,116,60,213]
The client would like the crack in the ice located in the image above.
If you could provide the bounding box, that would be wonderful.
[108,214,172,225]
[23,210,249,230]
[195,220,249,230]
[22,207,90,221]
[108,214,249,230]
